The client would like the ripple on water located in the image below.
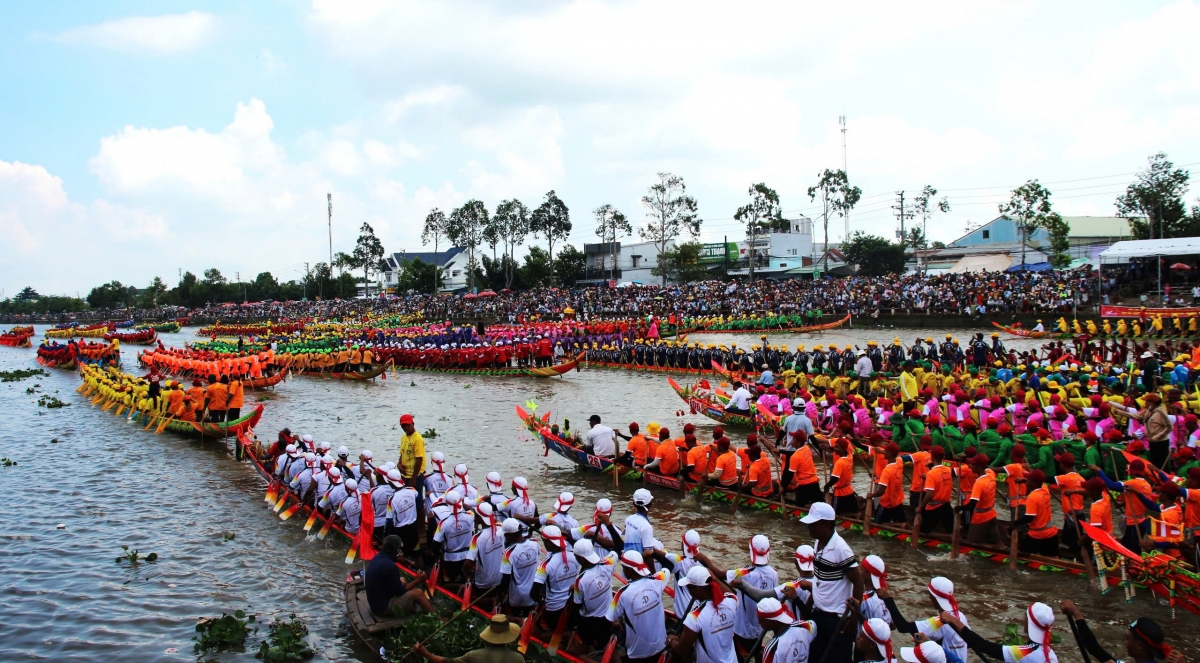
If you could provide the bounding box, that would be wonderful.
[0,325,1197,661]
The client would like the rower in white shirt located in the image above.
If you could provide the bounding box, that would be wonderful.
[727,381,753,415]
[669,565,738,663]
[571,539,618,655]
[335,478,362,534]
[585,415,617,458]
[466,502,506,600]
[756,597,816,663]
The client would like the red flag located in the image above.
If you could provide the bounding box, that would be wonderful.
[1081,522,1140,561]
[356,490,376,561]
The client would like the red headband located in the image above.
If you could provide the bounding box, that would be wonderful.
[683,534,700,558]
[928,582,959,618]
[756,603,795,622]
[1028,605,1053,661]
[913,643,934,663]
[860,558,887,589]
[863,622,893,663]
[1131,622,1172,658]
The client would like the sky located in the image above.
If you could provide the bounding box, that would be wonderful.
[3,0,1200,296]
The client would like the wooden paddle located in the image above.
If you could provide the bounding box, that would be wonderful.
[778,451,790,520]
[728,479,744,514]
[950,472,962,560]
[547,603,572,655]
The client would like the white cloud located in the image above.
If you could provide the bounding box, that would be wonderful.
[54,11,219,54]
[321,140,363,177]
[260,48,285,72]
[384,85,467,123]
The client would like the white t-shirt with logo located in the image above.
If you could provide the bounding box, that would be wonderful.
[682,594,739,663]
[606,569,670,659]
[728,565,779,640]
[534,552,581,611]
[763,621,816,663]
[573,553,618,618]
[469,528,506,589]
[500,539,543,607]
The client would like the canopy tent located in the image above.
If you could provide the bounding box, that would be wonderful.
[1098,238,1200,260]
[1006,261,1052,273]
[947,253,1012,273]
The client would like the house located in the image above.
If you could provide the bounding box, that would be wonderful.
[581,239,675,285]
[726,217,815,278]
[381,247,469,293]
[949,215,1134,260]
[911,242,1050,274]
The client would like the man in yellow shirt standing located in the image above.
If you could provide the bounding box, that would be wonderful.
[398,413,427,534]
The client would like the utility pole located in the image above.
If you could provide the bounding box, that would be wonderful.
[840,115,848,237]
[748,224,757,282]
[327,193,333,269]
[177,267,182,285]
[892,191,913,247]
[303,262,309,301]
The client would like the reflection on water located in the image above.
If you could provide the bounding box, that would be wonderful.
[0,325,1192,662]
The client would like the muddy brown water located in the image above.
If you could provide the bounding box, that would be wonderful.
[0,325,1193,662]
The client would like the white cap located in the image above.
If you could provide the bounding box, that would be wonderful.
[304,452,316,462]
[682,530,701,558]
[862,555,886,590]
[387,469,402,483]
[595,498,613,513]
[501,518,522,534]
[541,525,563,541]
[1027,602,1055,647]
[928,577,957,615]
[863,618,892,661]
[555,492,574,512]
[301,434,313,443]
[633,488,653,506]
[621,550,651,576]
[431,451,446,463]
[381,462,395,471]
[285,443,297,455]
[329,467,343,478]
[322,454,335,465]
[361,449,373,459]
[750,535,770,565]
[477,501,494,517]
[800,502,835,523]
[794,545,815,572]
[901,641,946,663]
[444,490,462,505]
[487,471,503,489]
[454,463,468,477]
[573,538,601,564]
[344,478,359,491]
[337,446,350,456]
[513,476,529,489]
[318,441,331,450]
[756,597,794,625]
[678,565,712,587]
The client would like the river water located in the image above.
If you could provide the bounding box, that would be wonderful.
[0,324,1194,662]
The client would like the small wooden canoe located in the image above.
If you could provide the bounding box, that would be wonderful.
[300,364,386,381]
[667,376,757,428]
[244,368,288,390]
[345,572,407,658]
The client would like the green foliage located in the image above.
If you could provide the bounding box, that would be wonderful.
[842,232,907,276]
[1116,152,1196,240]
[493,199,531,289]
[652,241,711,283]
[999,179,1069,267]
[552,244,585,287]
[256,614,314,662]
[530,190,572,286]
[16,286,40,301]
[194,610,256,653]
[37,395,70,408]
[807,169,863,269]
[115,544,158,564]
[1,368,48,382]
[449,201,490,292]
[519,246,553,288]
[395,257,444,295]
[735,183,782,235]
[422,428,438,438]
[384,612,486,662]
[0,294,87,315]
[1,457,16,467]
[87,280,131,309]
[353,222,387,298]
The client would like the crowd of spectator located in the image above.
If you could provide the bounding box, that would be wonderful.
[0,267,1123,324]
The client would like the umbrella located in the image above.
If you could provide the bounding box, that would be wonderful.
[479,290,497,297]
[463,293,478,299]
[1170,262,1191,270]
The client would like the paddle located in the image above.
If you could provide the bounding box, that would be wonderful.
[911,510,923,549]
[728,479,744,514]
[302,509,319,532]
[600,633,619,663]
[426,561,441,599]
[1069,513,1097,584]
[1065,612,1094,663]
[516,606,539,654]
[950,472,961,560]
[778,451,790,520]
[547,603,572,655]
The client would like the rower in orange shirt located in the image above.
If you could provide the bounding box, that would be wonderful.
[908,437,933,510]
[824,438,857,514]
[205,376,229,423]
[1016,470,1060,557]
[621,423,650,467]
[226,376,244,420]
[1004,444,1029,514]
[685,434,710,482]
[646,427,683,477]
[707,437,740,488]
[917,446,954,535]
[745,447,775,497]
[186,380,207,416]
[961,454,1001,545]
[868,442,906,524]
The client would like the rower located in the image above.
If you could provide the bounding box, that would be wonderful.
[335,478,363,534]
[698,534,779,651]
[498,518,542,618]
[782,431,823,507]
[1060,600,1176,663]
[354,449,377,488]
[371,469,400,537]
[959,454,1001,545]
[499,477,537,521]
[918,447,955,535]
[578,498,624,556]
[901,641,947,663]
[288,453,319,499]
[274,444,300,480]
[871,443,907,525]
[311,457,335,507]
[669,565,738,663]
[756,597,816,663]
[624,489,658,556]
[432,490,474,584]
[664,530,704,618]
[823,438,858,514]
[585,414,616,458]
[859,555,892,624]
[881,576,969,663]
[451,463,480,505]
[318,467,346,512]
[1016,470,1060,556]
[570,539,618,656]
[483,472,507,510]
[364,536,435,620]
[530,525,579,636]
[939,601,1059,663]
[801,502,864,663]
[425,451,452,499]
[607,550,670,663]
[466,502,506,605]
[858,617,895,663]
[707,437,740,488]
[539,492,580,538]
[1091,459,1155,553]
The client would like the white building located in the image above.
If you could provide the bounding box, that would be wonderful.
[727,217,815,278]
[582,239,676,285]
[381,247,470,293]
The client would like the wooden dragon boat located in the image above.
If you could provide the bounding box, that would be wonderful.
[684,313,852,335]
[77,372,265,438]
[584,360,718,377]
[0,329,33,347]
[515,405,1200,616]
[45,323,111,339]
[232,428,595,663]
[140,321,181,333]
[667,376,757,428]
[389,352,584,379]
[244,368,289,389]
[36,355,77,369]
[298,364,387,381]
[104,329,158,345]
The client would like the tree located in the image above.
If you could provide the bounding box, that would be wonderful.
[734,183,782,280]
[998,179,1070,268]
[203,268,227,286]
[903,227,927,251]
[842,232,906,276]
[519,246,553,288]
[639,173,701,285]
[1115,153,1192,240]
[352,222,386,297]
[87,281,128,309]
[530,190,571,287]
[396,257,443,294]
[419,209,448,295]
[552,244,585,287]
[493,199,531,289]
[138,276,168,308]
[594,204,631,282]
[652,241,710,283]
[15,286,39,302]
[249,272,280,301]
[807,170,862,271]
[911,185,950,253]
[448,201,489,292]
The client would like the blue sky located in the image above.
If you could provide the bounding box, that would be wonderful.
[3,1,1199,295]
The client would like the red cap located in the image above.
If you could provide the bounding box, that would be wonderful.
[399,413,415,425]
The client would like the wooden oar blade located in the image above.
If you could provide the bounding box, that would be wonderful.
[344,542,357,565]
[279,503,301,521]
[317,517,333,539]
[516,611,537,654]
[600,633,619,663]
[547,604,571,655]
[302,511,318,531]
[272,493,289,513]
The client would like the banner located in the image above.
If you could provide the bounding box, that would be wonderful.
[1100,305,1200,318]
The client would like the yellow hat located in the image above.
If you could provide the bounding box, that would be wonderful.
[798,344,805,351]
[945,334,952,339]
[867,340,877,346]
[991,332,999,338]
[925,337,933,343]
[646,422,661,436]
[813,345,822,350]
[952,339,960,344]
[893,338,901,344]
